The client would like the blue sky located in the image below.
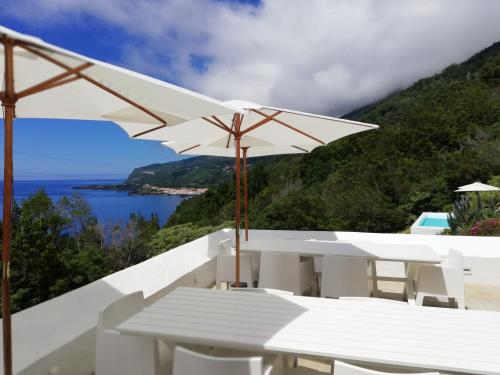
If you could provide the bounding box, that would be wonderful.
[0,0,260,180]
[1,0,499,179]
[0,17,180,180]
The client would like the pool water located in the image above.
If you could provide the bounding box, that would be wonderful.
[419,217,450,228]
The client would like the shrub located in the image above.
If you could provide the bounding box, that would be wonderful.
[467,218,500,236]
[148,221,234,256]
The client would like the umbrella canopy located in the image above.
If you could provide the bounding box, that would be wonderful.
[0,25,239,375]
[162,141,314,157]
[454,182,500,192]
[138,100,379,288]
[0,25,239,132]
[132,100,378,148]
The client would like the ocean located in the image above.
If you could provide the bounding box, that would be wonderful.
[0,179,186,226]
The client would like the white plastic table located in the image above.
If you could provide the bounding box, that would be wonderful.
[240,239,442,303]
[116,287,500,374]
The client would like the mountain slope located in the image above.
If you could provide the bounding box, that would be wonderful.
[125,155,284,188]
[164,41,500,232]
[125,156,235,188]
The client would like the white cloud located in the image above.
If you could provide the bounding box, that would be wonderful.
[3,0,500,115]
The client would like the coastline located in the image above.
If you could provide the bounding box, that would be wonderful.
[73,183,207,196]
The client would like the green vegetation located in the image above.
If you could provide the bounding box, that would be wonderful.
[148,221,233,257]
[166,41,500,233]
[1,190,160,313]
[125,155,280,188]
[0,190,233,313]
[447,176,499,235]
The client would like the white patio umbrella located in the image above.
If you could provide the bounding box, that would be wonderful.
[0,25,239,374]
[162,141,314,241]
[134,100,379,286]
[454,182,500,192]
[454,182,499,213]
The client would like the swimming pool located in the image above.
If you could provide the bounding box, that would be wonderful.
[419,217,450,228]
[411,212,451,235]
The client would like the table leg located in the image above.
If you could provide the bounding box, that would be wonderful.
[406,262,417,306]
[371,260,379,297]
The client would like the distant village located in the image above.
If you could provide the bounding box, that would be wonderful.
[141,184,208,196]
[73,183,207,196]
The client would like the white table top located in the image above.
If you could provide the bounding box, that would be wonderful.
[240,238,441,263]
[117,287,500,374]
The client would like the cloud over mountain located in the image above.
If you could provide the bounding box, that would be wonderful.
[3,0,500,115]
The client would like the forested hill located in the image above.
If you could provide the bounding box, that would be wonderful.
[165,41,500,233]
[125,156,234,188]
[125,155,280,188]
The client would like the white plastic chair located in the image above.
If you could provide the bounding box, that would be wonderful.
[258,252,314,295]
[313,257,322,296]
[321,255,373,298]
[333,360,439,375]
[339,296,407,304]
[231,287,294,295]
[217,240,258,289]
[95,291,169,375]
[415,249,465,309]
[173,346,321,375]
[172,346,272,375]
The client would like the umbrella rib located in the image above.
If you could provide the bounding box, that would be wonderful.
[212,115,232,132]
[251,109,325,145]
[240,110,282,135]
[226,114,237,148]
[292,145,310,153]
[18,43,167,126]
[16,62,93,99]
[179,144,201,154]
[132,124,168,138]
[202,117,233,133]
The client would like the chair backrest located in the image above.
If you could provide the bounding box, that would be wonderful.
[339,297,406,304]
[231,287,294,295]
[443,249,465,301]
[321,255,371,298]
[172,346,264,375]
[219,239,234,256]
[334,360,439,375]
[95,291,157,375]
[313,256,322,273]
[258,252,301,294]
[217,253,255,284]
[445,248,463,269]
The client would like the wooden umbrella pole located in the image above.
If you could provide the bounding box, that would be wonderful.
[2,37,15,375]
[243,147,249,241]
[234,114,242,287]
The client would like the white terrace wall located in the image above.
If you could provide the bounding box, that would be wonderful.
[1,229,229,375]
[1,229,499,374]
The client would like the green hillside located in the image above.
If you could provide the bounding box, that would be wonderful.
[125,155,281,188]
[125,156,235,188]
[164,41,500,233]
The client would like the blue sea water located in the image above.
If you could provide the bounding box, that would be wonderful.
[0,179,186,226]
[419,217,450,228]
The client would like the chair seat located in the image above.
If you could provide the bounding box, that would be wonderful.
[415,265,449,296]
[414,249,465,309]
[285,368,325,375]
